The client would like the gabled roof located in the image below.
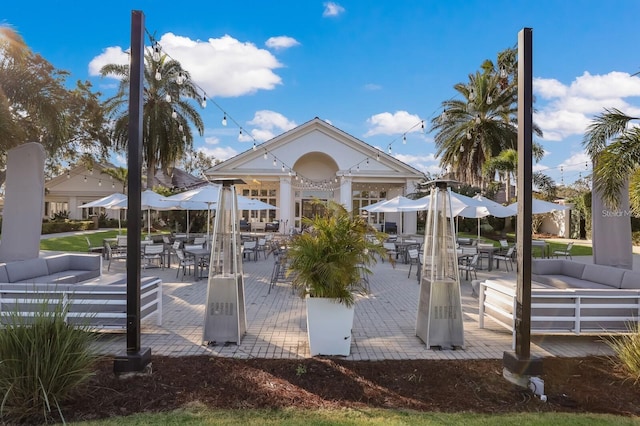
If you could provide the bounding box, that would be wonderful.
[150,168,205,191]
[205,117,424,180]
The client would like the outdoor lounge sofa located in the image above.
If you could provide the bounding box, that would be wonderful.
[478,259,640,346]
[0,253,162,330]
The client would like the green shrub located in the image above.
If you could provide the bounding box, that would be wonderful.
[41,220,94,234]
[606,325,640,384]
[0,299,100,424]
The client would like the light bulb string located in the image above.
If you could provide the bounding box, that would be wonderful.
[144,30,438,189]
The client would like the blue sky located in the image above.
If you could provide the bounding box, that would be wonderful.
[3,0,640,185]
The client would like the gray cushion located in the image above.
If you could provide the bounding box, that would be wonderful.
[0,265,8,283]
[45,255,71,274]
[620,271,640,289]
[561,261,586,279]
[68,254,101,272]
[531,259,564,275]
[5,258,49,282]
[581,264,626,288]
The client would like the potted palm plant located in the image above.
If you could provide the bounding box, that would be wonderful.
[286,200,391,356]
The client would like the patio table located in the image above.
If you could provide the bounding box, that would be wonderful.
[184,247,211,280]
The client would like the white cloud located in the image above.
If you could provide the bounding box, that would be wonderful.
[364,111,423,137]
[240,110,297,142]
[88,46,129,77]
[204,136,220,145]
[196,145,238,161]
[265,36,300,50]
[364,83,382,91]
[323,2,345,17]
[534,71,640,141]
[91,33,284,98]
[394,153,441,176]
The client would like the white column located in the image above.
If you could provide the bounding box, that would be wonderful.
[279,177,292,235]
[340,176,352,211]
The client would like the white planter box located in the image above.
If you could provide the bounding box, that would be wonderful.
[306,297,355,356]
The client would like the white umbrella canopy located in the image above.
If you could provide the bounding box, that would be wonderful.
[396,192,483,217]
[360,198,388,212]
[471,195,515,218]
[78,192,128,233]
[111,190,183,236]
[507,199,570,215]
[78,192,127,209]
[363,195,414,213]
[237,195,278,211]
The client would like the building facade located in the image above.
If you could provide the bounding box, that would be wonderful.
[205,118,425,234]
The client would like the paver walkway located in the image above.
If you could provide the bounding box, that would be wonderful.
[91,250,618,360]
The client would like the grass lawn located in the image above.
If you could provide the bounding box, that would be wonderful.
[68,406,637,425]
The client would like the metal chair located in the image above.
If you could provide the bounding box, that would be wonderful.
[175,249,195,279]
[494,246,516,271]
[85,236,103,255]
[458,253,479,280]
[105,244,127,271]
[553,242,574,259]
[407,247,422,281]
[142,244,165,269]
[382,242,398,263]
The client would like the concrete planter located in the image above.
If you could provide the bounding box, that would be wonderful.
[306,296,355,356]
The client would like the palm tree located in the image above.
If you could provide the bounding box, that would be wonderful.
[482,147,556,202]
[432,47,543,189]
[102,166,128,194]
[100,51,205,188]
[584,108,640,211]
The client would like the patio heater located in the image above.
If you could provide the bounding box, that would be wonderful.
[202,178,247,345]
[415,180,464,349]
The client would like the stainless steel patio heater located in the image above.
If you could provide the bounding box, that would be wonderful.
[415,180,464,349]
[202,178,247,345]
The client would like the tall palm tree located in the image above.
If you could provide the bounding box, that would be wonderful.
[584,108,640,211]
[482,146,556,202]
[100,51,205,188]
[432,47,543,189]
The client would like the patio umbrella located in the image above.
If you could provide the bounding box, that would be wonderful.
[396,192,482,217]
[468,194,516,240]
[507,199,569,215]
[236,195,278,211]
[472,195,516,218]
[78,192,127,233]
[163,184,221,238]
[112,189,182,237]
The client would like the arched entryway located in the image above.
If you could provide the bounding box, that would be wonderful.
[291,152,339,229]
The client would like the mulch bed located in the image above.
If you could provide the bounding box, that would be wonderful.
[57,355,640,423]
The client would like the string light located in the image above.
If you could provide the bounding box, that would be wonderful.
[155,70,161,81]
[171,110,177,119]
[238,129,243,141]
[152,42,161,62]
[201,96,207,108]
[222,114,227,126]
[98,179,102,187]
[402,135,407,144]
[165,94,171,102]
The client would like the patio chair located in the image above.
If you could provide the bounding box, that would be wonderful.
[458,253,479,281]
[256,238,268,260]
[494,246,515,271]
[553,242,574,259]
[85,236,103,255]
[382,242,398,263]
[142,243,165,269]
[116,235,128,248]
[105,243,127,271]
[407,247,422,281]
[175,249,195,279]
[193,237,207,247]
[243,240,257,261]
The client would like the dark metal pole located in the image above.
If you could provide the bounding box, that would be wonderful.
[503,27,542,382]
[515,27,533,358]
[114,9,151,375]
